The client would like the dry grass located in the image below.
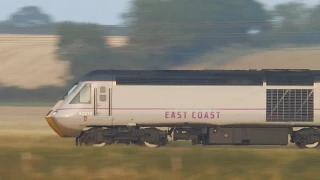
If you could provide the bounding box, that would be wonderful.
[1,106,320,179]
[0,106,54,136]
[0,135,320,180]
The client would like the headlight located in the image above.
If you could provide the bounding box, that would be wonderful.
[52,111,57,116]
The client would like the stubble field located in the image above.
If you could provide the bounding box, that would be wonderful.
[0,34,128,89]
[1,106,320,180]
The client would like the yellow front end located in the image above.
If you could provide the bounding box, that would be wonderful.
[45,116,65,137]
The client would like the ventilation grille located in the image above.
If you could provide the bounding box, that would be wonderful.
[266,89,314,122]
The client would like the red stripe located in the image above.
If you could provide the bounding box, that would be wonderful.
[56,107,320,111]
[56,107,266,111]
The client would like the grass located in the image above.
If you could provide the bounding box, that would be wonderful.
[1,135,320,180]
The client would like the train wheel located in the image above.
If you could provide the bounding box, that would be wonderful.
[293,127,320,149]
[144,141,159,148]
[306,142,319,148]
[78,127,106,147]
[93,143,106,147]
[295,141,319,149]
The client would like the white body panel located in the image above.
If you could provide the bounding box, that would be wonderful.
[111,85,263,125]
[111,85,320,126]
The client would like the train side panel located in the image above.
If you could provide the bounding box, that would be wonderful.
[111,84,320,127]
[111,85,265,126]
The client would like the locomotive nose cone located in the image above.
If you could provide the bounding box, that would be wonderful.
[45,116,64,137]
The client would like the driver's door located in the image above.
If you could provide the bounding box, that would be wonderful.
[95,83,112,117]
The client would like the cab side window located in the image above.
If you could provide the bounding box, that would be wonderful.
[70,84,91,104]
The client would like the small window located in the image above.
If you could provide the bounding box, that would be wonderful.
[100,86,106,93]
[70,84,91,104]
[99,94,107,102]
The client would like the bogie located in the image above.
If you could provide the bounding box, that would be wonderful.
[291,128,320,149]
[77,127,168,148]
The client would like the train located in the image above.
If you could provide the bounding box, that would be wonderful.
[45,69,320,148]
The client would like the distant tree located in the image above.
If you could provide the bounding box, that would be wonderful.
[303,4,320,43]
[7,6,52,27]
[57,22,106,56]
[308,4,320,31]
[271,1,310,32]
[269,1,315,44]
[122,0,269,65]
[57,22,118,79]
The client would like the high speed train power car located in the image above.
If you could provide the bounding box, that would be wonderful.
[45,69,320,148]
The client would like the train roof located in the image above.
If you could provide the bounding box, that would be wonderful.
[78,69,320,86]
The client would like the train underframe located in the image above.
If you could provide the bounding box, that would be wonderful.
[76,125,320,149]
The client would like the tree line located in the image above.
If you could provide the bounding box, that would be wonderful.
[55,0,320,77]
[4,1,320,83]
[2,0,320,102]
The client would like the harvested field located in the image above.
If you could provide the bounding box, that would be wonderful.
[0,35,71,89]
[0,34,128,89]
[219,47,320,70]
